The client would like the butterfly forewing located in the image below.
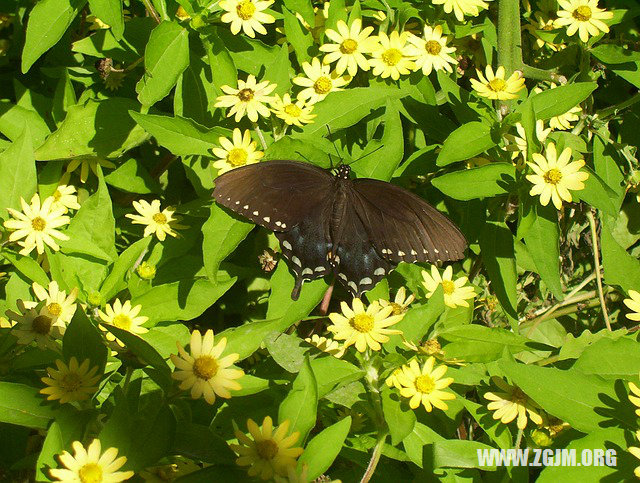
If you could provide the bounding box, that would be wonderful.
[213,161,332,231]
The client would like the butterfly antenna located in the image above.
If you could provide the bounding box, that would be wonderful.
[326,125,343,168]
[347,145,384,165]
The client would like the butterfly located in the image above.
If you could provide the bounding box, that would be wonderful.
[213,160,467,300]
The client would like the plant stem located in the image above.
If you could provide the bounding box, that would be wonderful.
[520,64,565,84]
[253,123,268,151]
[497,0,521,113]
[142,0,162,24]
[515,427,524,450]
[360,351,388,483]
[360,434,386,483]
[587,210,612,331]
[596,92,640,119]
[122,365,133,394]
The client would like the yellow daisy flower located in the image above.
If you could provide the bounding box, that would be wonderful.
[212,128,264,175]
[369,31,416,81]
[50,439,134,482]
[526,142,589,210]
[64,158,116,184]
[628,380,640,417]
[219,0,275,38]
[215,74,277,122]
[6,300,65,350]
[125,199,184,241]
[327,298,403,352]
[22,281,78,325]
[556,0,613,43]
[50,185,81,213]
[396,357,456,412]
[98,299,149,347]
[231,416,304,480]
[625,290,640,321]
[319,19,377,76]
[304,334,344,358]
[470,65,525,100]
[385,367,404,389]
[421,265,475,308]
[293,57,350,104]
[379,286,415,315]
[408,25,457,75]
[273,463,310,483]
[431,0,490,22]
[484,377,545,430]
[40,357,101,404]
[629,430,640,479]
[525,11,565,51]
[270,94,316,127]
[170,329,244,405]
[504,121,552,162]
[3,193,70,256]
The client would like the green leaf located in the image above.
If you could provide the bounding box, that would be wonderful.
[298,416,351,480]
[71,17,154,62]
[202,204,254,281]
[310,356,363,397]
[440,325,529,362]
[104,157,160,194]
[436,121,497,166]
[0,101,51,148]
[87,0,124,39]
[387,291,445,351]
[574,166,618,216]
[282,6,313,63]
[103,326,171,377]
[52,69,77,125]
[591,44,640,64]
[0,130,36,219]
[136,21,190,106]
[203,33,238,97]
[382,387,416,445]
[22,0,88,73]
[573,337,640,379]
[278,356,318,443]
[529,82,597,120]
[172,422,237,465]
[601,219,640,292]
[35,98,150,160]
[63,308,108,371]
[265,331,311,373]
[222,317,291,360]
[0,382,62,429]
[1,251,50,287]
[432,163,516,200]
[129,111,226,157]
[100,237,152,301]
[593,135,625,209]
[263,43,292,96]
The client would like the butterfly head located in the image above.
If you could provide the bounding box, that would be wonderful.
[335,165,351,180]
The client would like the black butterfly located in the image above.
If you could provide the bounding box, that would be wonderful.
[213,160,467,300]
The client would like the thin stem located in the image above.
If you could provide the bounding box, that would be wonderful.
[515,428,524,450]
[132,247,149,272]
[587,210,612,331]
[520,64,566,84]
[521,273,596,323]
[597,92,640,119]
[253,123,268,151]
[360,434,386,483]
[141,0,162,24]
[122,366,134,394]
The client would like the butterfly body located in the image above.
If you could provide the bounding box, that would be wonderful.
[213,160,466,300]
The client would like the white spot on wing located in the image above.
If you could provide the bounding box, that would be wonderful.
[374,268,385,276]
[243,205,249,210]
[398,251,405,257]
[348,281,357,291]
[263,216,270,222]
[291,256,302,266]
[315,266,325,272]
[359,277,372,286]
[253,211,259,216]
[302,268,313,275]
[282,240,292,250]
[411,250,417,256]
[338,273,348,281]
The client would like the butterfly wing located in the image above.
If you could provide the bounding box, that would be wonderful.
[352,179,467,264]
[213,160,332,231]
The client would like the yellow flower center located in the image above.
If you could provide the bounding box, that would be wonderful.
[78,463,103,483]
[112,314,131,330]
[47,302,63,316]
[572,5,592,21]
[31,216,46,231]
[487,78,507,92]
[256,439,279,460]
[61,372,83,392]
[421,339,441,355]
[415,374,435,394]
[284,104,302,117]
[227,148,249,166]
[236,0,256,20]
[350,313,374,333]
[237,88,254,102]
[425,40,442,55]
[193,355,219,380]
[32,315,53,334]
[340,38,358,54]
[381,48,403,66]
[543,168,563,185]
[152,212,168,225]
[313,76,332,94]
[53,189,62,202]
[441,280,456,295]
[389,302,404,316]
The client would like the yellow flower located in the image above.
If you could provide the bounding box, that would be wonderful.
[431,0,490,22]
[98,299,149,347]
[327,298,403,352]
[293,57,350,104]
[319,19,377,76]
[526,142,589,210]
[484,377,545,430]
[273,463,310,483]
[231,416,304,480]
[628,380,640,417]
[369,31,416,81]
[49,439,134,482]
[215,74,277,122]
[23,281,78,325]
[408,25,457,75]
[385,367,404,389]
[625,290,640,321]
[421,265,475,308]
[504,121,552,162]
[50,185,81,213]
[395,357,455,412]
[40,357,101,404]
[270,93,316,127]
[3,193,70,256]
[170,329,244,405]
[379,287,415,315]
[403,338,444,357]
[6,300,65,350]
[629,430,640,479]
[125,199,184,241]
[556,0,613,43]
[305,334,344,358]
[220,0,275,38]
[212,128,264,175]
[136,261,157,280]
[525,11,565,51]
[64,158,116,183]
[470,65,525,100]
